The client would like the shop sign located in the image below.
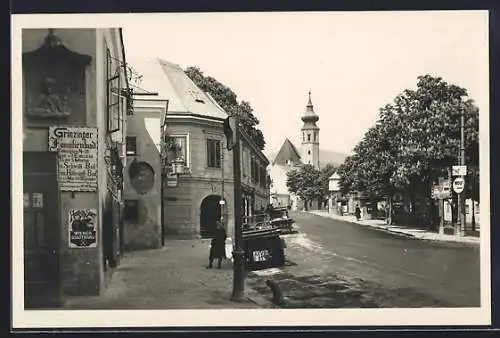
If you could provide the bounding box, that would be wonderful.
[431,183,451,200]
[68,208,97,248]
[48,126,98,191]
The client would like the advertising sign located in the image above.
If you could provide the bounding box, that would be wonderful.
[431,181,452,200]
[68,208,97,248]
[48,126,98,191]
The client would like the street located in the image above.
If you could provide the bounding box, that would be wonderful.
[247,212,480,308]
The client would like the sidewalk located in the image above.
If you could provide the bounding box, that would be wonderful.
[308,210,480,245]
[63,238,273,309]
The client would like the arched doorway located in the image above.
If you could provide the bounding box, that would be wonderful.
[200,195,223,238]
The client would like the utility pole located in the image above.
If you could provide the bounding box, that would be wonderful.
[223,114,245,301]
[456,104,466,237]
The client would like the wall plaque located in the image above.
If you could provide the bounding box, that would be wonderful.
[129,161,155,195]
[23,29,91,125]
[48,126,98,191]
[68,208,97,248]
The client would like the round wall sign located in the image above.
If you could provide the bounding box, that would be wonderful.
[452,177,465,194]
[129,161,155,195]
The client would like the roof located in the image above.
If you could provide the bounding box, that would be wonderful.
[128,58,227,120]
[329,172,340,180]
[272,138,303,166]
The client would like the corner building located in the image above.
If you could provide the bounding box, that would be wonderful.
[130,58,270,240]
[22,28,130,308]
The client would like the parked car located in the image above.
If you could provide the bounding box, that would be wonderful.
[268,206,296,234]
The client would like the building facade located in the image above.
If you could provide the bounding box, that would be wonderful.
[123,88,168,251]
[132,58,269,240]
[22,28,130,308]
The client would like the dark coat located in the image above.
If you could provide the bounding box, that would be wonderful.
[210,226,227,260]
[355,207,361,218]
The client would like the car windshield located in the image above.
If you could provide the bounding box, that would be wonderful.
[270,209,287,218]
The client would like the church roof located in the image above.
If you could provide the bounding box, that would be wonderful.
[301,91,319,124]
[272,138,303,166]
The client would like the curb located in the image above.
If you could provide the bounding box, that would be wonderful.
[310,212,480,246]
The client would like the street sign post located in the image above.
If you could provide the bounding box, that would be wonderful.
[453,177,465,194]
[452,165,467,176]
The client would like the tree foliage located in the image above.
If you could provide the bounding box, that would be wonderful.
[185,66,266,150]
[286,165,322,205]
[338,75,480,201]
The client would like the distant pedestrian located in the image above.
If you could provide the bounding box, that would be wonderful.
[355,205,361,221]
[207,220,227,269]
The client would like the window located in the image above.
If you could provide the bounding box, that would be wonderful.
[167,136,188,167]
[260,166,266,188]
[308,150,311,155]
[307,134,311,142]
[124,200,138,221]
[107,49,126,133]
[126,136,137,156]
[242,150,247,177]
[207,139,221,168]
[251,157,257,183]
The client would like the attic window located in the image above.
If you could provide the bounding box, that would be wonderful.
[186,89,206,104]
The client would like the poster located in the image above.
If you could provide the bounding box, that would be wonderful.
[48,126,98,191]
[68,208,97,248]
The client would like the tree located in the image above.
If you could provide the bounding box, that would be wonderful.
[286,165,323,211]
[337,75,480,225]
[185,66,266,150]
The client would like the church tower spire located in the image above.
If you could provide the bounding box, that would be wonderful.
[300,91,320,169]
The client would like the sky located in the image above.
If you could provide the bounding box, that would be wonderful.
[121,11,488,156]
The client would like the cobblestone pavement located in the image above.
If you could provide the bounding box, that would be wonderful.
[63,239,272,309]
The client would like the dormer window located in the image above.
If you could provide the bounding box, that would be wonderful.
[186,89,206,104]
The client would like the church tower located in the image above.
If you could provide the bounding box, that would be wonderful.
[301,91,320,169]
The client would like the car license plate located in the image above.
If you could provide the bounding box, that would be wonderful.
[252,250,269,262]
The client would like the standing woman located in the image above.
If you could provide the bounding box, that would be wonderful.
[207,219,227,269]
[355,204,362,221]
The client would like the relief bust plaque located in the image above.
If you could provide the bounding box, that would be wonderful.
[23,29,92,123]
[27,76,69,118]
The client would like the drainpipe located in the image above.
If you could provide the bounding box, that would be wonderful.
[221,140,225,228]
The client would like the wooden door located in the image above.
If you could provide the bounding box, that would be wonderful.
[23,152,61,309]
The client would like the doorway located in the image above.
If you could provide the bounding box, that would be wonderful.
[200,195,223,238]
[23,151,61,308]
